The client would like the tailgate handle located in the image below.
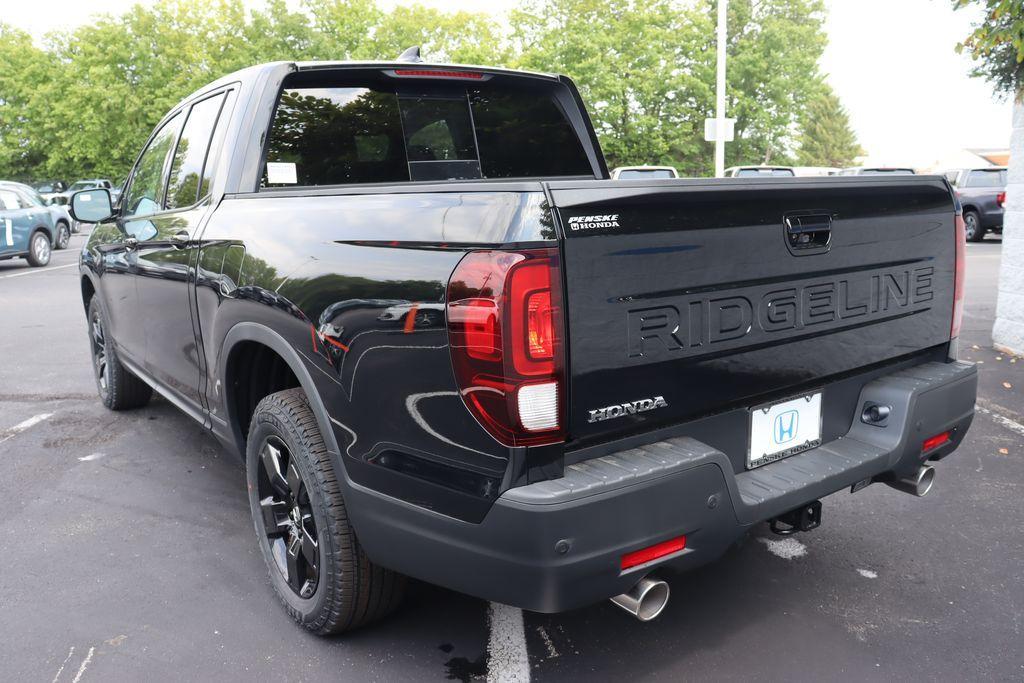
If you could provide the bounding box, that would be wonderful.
[784,214,832,254]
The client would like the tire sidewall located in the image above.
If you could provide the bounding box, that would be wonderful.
[28,231,51,266]
[87,297,114,407]
[56,223,70,249]
[246,403,338,625]
[965,211,982,241]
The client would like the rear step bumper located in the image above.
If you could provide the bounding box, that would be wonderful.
[348,361,976,613]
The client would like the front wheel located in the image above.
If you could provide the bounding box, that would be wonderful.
[87,296,153,410]
[55,223,70,250]
[246,388,406,634]
[964,210,985,242]
[25,231,51,267]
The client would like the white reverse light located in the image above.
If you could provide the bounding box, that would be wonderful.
[517,382,559,432]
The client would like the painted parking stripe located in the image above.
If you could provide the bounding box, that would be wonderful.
[0,262,77,279]
[0,412,54,444]
[975,400,1024,437]
[487,602,530,683]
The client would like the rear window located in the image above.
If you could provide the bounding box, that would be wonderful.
[262,76,593,187]
[618,169,675,179]
[965,169,1006,188]
[858,169,915,175]
[736,168,794,177]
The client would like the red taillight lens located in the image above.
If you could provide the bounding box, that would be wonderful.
[952,213,966,339]
[621,536,687,571]
[447,249,565,447]
[997,191,1006,208]
[922,431,951,452]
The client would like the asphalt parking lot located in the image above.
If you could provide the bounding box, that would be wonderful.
[1,234,1022,681]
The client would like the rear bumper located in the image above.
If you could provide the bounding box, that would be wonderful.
[347,361,976,613]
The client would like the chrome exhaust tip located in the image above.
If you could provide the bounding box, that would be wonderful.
[886,465,936,497]
[610,577,670,622]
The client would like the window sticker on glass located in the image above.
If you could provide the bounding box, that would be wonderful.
[267,162,298,185]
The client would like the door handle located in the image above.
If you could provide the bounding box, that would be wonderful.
[170,230,191,248]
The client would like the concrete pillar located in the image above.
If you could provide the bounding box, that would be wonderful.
[993,100,1024,356]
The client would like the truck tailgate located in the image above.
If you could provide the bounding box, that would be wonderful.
[547,177,956,448]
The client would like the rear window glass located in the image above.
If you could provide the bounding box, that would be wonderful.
[858,169,915,175]
[965,170,1006,188]
[736,168,794,177]
[618,169,675,179]
[262,77,592,187]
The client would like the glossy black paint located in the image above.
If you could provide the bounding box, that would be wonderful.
[549,176,957,458]
[80,61,960,532]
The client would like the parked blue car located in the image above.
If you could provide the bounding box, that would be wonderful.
[0,180,72,267]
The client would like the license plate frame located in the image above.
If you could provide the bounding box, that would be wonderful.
[747,391,823,469]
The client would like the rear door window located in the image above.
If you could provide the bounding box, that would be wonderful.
[0,190,21,211]
[165,92,226,210]
[262,75,593,188]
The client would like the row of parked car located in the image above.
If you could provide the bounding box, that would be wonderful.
[0,178,125,269]
[610,164,1008,242]
[0,181,80,267]
[34,178,121,207]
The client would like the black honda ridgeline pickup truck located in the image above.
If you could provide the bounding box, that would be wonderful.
[70,59,977,633]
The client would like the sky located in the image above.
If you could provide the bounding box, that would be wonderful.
[3,0,1013,169]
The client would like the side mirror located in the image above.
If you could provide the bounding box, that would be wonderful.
[70,188,114,223]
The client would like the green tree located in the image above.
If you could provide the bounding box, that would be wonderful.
[511,0,827,174]
[0,24,56,180]
[724,0,827,167]
[512,0,716,174]
[954,0,1024,97]
[795,85,864,167]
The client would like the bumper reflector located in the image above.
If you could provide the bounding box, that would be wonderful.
[922,431,951,453]
[621,535,687,570]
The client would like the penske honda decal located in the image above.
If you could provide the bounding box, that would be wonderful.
[566,214,619,231]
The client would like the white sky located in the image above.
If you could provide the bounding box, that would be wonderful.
[5,0,1013,168]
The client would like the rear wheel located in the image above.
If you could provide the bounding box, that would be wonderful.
[25,231,51,267]
[87,297,153,410]
[964,210,985,242]
[247,388,405,635]
[55,222,70,250]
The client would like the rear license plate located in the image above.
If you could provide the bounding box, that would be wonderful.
[748,392,823,469]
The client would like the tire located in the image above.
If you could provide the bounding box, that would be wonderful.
[964,210,985,242]
[25,230,51,267]
[55,222,70,250]
[70,221,81,234]
[246,388,406,635]
[87,296,153,410]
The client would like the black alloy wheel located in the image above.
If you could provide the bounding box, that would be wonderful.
[86,297,152,410]
[256,435,320,599]
[90,305,111,398]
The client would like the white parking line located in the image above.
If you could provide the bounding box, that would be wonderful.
[71,646,95,683]
[975,400,1024,437]
[51,646,75,683]
[487,602,530,683]
[0,412,54,444]
[0,263,77,279]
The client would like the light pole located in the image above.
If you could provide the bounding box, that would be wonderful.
[714,0,727,178]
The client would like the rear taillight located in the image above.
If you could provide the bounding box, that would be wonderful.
[447,249,565,446]
[952,212,966,339]
[997,191,1006,208]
